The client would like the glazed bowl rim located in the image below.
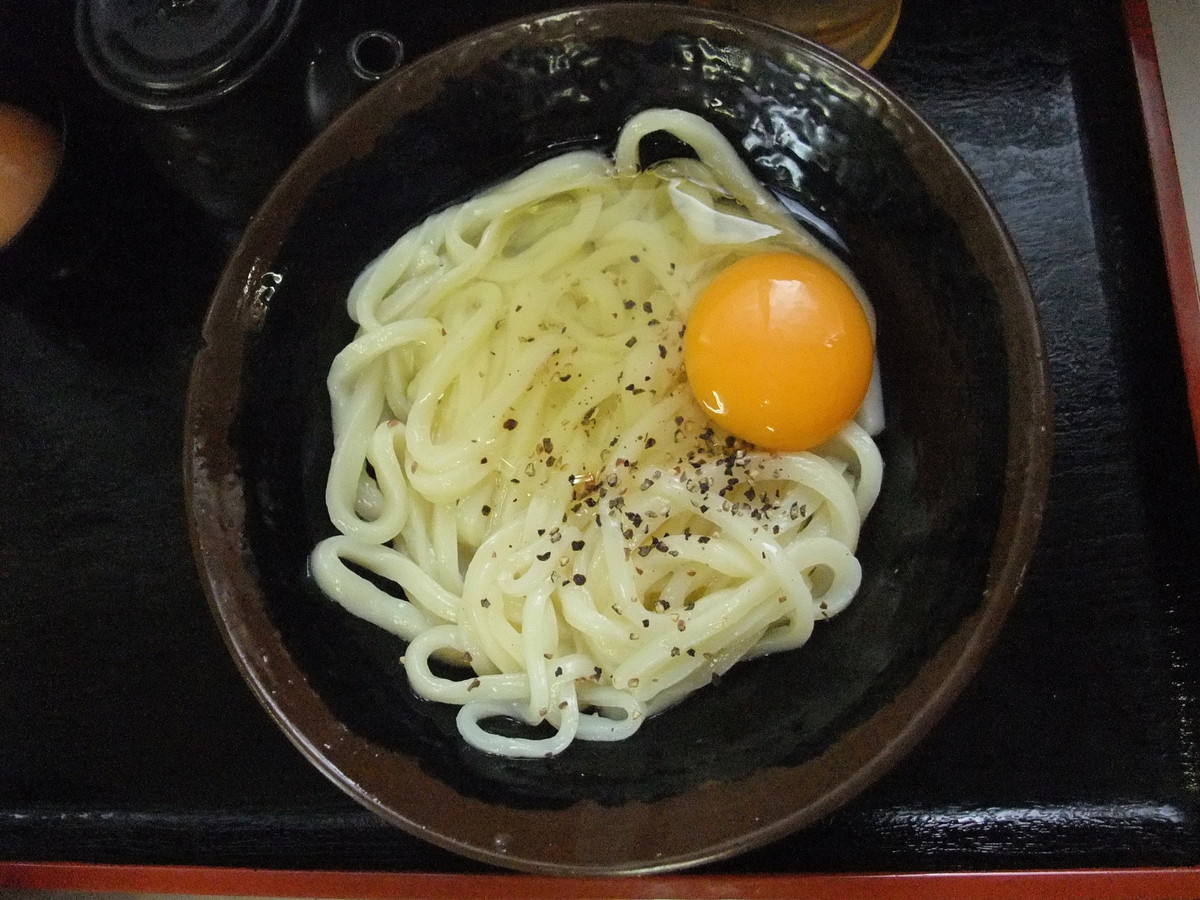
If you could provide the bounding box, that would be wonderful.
[184,1,1053,875]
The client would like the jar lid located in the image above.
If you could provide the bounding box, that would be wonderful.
[75,0,305,110]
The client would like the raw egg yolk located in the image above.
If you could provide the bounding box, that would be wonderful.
[0,102,61,249]
[683,251,874,451]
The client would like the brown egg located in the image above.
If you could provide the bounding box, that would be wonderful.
[0,102,61,248]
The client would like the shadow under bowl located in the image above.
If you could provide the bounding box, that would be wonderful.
[184,2,1052,875]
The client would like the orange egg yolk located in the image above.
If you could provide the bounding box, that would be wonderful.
[683,251,874,452]
[0,102,61,249]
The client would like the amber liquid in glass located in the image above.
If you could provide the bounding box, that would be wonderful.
[687,0,902,67]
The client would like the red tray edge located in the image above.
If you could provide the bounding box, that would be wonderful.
[2,862,1200,899]
[1123,0,1200,466]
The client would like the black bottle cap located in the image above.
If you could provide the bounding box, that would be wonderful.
[75,0,305,110]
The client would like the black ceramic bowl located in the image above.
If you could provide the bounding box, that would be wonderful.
[184,3,1052,875]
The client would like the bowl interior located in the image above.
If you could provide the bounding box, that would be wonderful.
[186,3,1050,875]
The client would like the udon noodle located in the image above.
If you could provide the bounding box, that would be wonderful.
[310,109,884,757]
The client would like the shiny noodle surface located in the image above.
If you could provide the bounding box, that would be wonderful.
[310,109,884,757]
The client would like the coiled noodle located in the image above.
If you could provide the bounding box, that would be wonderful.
[310,109,884,757]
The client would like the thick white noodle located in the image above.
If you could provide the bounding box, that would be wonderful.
[310,108,884,757]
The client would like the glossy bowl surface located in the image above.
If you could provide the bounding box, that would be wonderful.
[185,2,1051,875]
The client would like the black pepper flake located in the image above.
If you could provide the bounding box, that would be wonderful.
[481,505,492,516]
[637,545,653,557]
[559,373,571,381]
[645,437,656,448]
[642,618,650,628]
[555,666,563,677]
[658,344,667,359]
[687,648,696,657]
[573,573,587,585]
[671,647,680,657]
[480,457,488,464]
[480,598,491,608]
[625,336,638,348]
[468,678,481,691]
[630,254,640,263]
[571,539,585,551]
[536,551,551,561]
[623,299,636,310]
[503,418,518,430]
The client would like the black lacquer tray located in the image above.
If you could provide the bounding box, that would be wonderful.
[1,0,1197,878]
